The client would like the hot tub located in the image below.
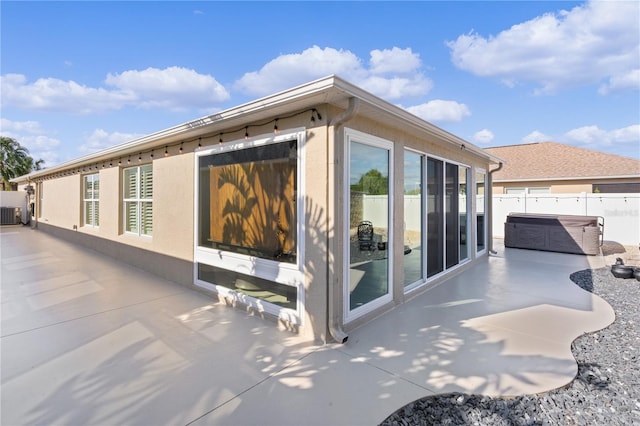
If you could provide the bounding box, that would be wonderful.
[505,213,604,255]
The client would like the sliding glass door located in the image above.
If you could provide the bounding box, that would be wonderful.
[346,129,393,320]
[427,158,470,278]
[403,151,424,287]
[427,158,444,278]
[476,171,486,253]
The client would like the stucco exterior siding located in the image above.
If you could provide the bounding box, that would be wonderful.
[151,152,195,261]
[39,175,81,229]
[12,76,500,343]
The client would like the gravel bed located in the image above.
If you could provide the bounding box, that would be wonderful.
[381,261,640,425]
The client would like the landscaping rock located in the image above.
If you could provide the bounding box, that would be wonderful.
[381,253,640,426]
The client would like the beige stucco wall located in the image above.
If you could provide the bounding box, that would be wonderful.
[39,175,81,229]
[29,102,493,343]
[36,149,196,262]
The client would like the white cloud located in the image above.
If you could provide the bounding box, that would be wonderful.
[447,1,640,94]
[404,100,470,122]
[1,118,45,134]
[235,45,432,100]
[78,129,143,153]
[369,47,422,74]
[599,69,640,95]
[0,73,132,114]
[522,130,552,144]
[519,125,639,157]
[0,118,61,166]
[473,129,494,145]
[1,67,229,114]
[105,66,229,110]
[564,124,640,147]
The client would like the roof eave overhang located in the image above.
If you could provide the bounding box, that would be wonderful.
[11,75,499,183]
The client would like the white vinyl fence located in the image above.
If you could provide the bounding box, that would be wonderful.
[493,193,640,246]
[360,193,639,246]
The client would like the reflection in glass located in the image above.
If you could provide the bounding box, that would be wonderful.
[198,263,296,309]
[403,151,423,286]
[445,163,459,268]
[198,140,297,263]
[476,171,486,252]
[459,167,469,261]
[427,158,443,277]
[349,142,389,310]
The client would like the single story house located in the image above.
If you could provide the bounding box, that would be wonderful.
[485,142,640,194]
[12,75,501,343]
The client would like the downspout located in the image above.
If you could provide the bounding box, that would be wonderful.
[487,162,504,255]
[326,97,360,344]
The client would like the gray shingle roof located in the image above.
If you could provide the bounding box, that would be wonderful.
[485,142,640,181]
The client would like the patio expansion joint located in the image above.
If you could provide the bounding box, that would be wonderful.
[333,346,439,395]
[0,289,188,339]
[183,346,323,426]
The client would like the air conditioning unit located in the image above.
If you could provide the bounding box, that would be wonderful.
[1,207,21,225]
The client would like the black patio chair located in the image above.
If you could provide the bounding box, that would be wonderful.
[357,220,374,250]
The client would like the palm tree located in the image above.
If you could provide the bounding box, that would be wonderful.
[0,136,43,190]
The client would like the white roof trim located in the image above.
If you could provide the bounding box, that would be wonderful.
[12,75,499,182]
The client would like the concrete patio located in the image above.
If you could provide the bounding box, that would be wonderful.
[1,226,614,425]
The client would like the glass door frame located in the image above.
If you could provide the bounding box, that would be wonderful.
[343,128,394,323]
[475,168,488,256]
[425,154,472,281]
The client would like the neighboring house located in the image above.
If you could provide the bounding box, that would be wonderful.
[12,75,500,343]
[485,142,640,194]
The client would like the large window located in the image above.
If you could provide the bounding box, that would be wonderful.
[198,140,297,263]
[123,164,153,236]
[195,130,304,320]
[83,173,99,227]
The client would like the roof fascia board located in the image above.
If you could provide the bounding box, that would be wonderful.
[12,74,500,182]
[330,76,501,164]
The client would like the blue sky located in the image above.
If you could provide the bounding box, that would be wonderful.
[2,1,639,167]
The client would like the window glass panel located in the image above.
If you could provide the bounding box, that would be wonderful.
[94,201,99,226]
[123,165,152,236]
[84,176,92,199]
[124,168,137,199]
[83,174,99,227]
[505,187,526,194]
[141,201,153,236]
[459,167,469,261]
[528,187,550,194]
[403,151,423,286]
[198,263,296,310]
[140,164,153,199]
[445,163,459,268]
[84,200,92,226]
[93,177,99,199]
[125,201,138,233]
[476,171,486,252]
[198,140,297,263]
[349,141,389,310]
[427,158,443,277]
